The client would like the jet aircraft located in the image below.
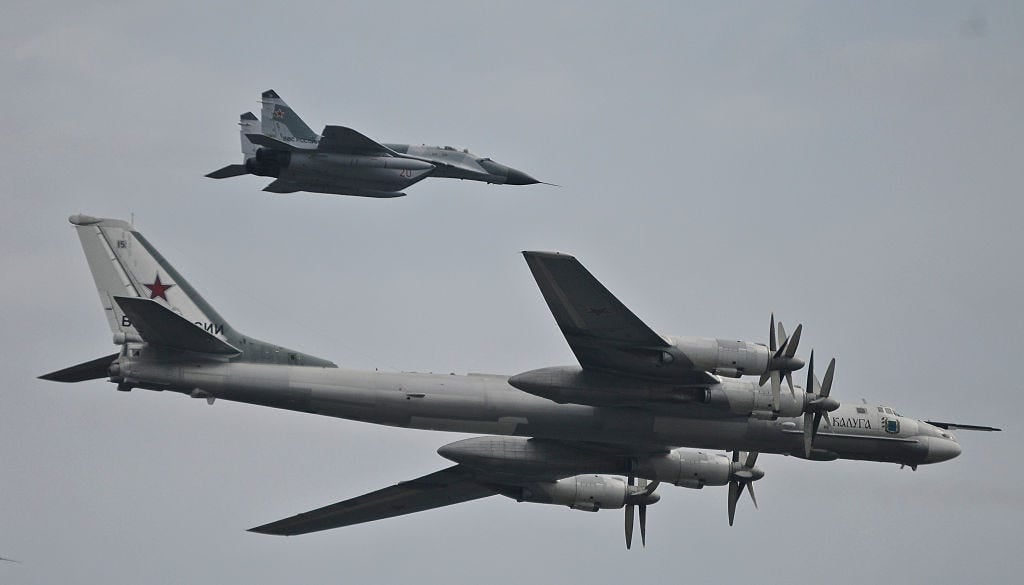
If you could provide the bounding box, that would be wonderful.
[42,215,999,548]
[206,90,544,198]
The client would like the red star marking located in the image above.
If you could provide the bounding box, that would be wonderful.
[143,274,175,301]
[273,109,285,119]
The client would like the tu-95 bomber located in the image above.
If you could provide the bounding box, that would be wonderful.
[41,215,999,548]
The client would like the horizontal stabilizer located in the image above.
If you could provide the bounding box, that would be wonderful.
[262,179,302,194]
[245,133,301,151]
[317,125,397,156]
[39,353,118,382]
[205,164,249,179]
[249,466,495,535]
[925,421,1002,432]
[114,296,240,355]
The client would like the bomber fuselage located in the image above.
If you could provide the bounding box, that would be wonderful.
[117,349,959,468]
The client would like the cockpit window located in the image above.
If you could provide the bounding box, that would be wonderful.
[884,407,894,415]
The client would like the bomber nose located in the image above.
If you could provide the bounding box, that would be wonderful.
[923,437,961,464]
[504,168,540,185]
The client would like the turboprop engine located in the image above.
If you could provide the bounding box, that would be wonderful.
[511,475,658,512]
[436,435,766,548]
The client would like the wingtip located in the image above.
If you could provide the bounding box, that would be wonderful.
[521,250,571,259]
[68,214,101,226]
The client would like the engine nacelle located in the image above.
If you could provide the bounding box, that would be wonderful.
[636,449,733,488]
[664,336,771,378]
[509,366,711,407]
[517,475,630,511]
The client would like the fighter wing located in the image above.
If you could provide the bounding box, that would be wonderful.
[245,133,302,151]
[523,251,692,377]
[317,125,400,156]
[249,465,497,536]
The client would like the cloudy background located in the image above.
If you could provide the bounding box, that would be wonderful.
[2,1,1021,583]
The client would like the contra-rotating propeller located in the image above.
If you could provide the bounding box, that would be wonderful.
[758,314,806,411]
[624,476,660,549]
[802,351,839,457]
[727,450,764,526]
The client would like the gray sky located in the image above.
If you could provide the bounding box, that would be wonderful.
[2,1,1022,583]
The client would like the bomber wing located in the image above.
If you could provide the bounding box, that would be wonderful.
[249,466,497,535]
[317,125,401,156]
[523,251,712,382]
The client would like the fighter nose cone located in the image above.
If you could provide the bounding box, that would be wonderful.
[924,437,962,464]
[504,168,540,185]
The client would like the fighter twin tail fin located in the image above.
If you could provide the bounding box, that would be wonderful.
[261,89,319,147]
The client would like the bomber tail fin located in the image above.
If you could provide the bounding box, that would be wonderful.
[261,89,319,147]
[60,214,335,367]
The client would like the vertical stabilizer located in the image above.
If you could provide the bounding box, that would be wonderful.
[66,214,336,367]
[260,89,319,147]
[68,214,233,345]
[240,111,259,160]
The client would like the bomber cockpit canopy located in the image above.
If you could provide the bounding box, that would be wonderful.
[877,405,903,417]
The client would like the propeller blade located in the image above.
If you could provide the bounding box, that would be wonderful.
[777,321,788,350]
[625,504,635,549]
[771,371,781,411]
[639,505,648,547]
[785,371,795,396]
[812,411,824,442]
[783,324,802,358]
[744,451,759,469]
[803,411,814,457]
[644,479,660,495]
[727,481,739,526]
[806,350,815,393]
[821,358,836,398]
[746,482,758,509]
[769,313,777,353]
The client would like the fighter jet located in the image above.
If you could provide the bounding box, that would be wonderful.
[42,216,999,547]
[206,90,545,198]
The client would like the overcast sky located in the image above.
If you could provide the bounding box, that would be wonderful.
[2,2,1022,583]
